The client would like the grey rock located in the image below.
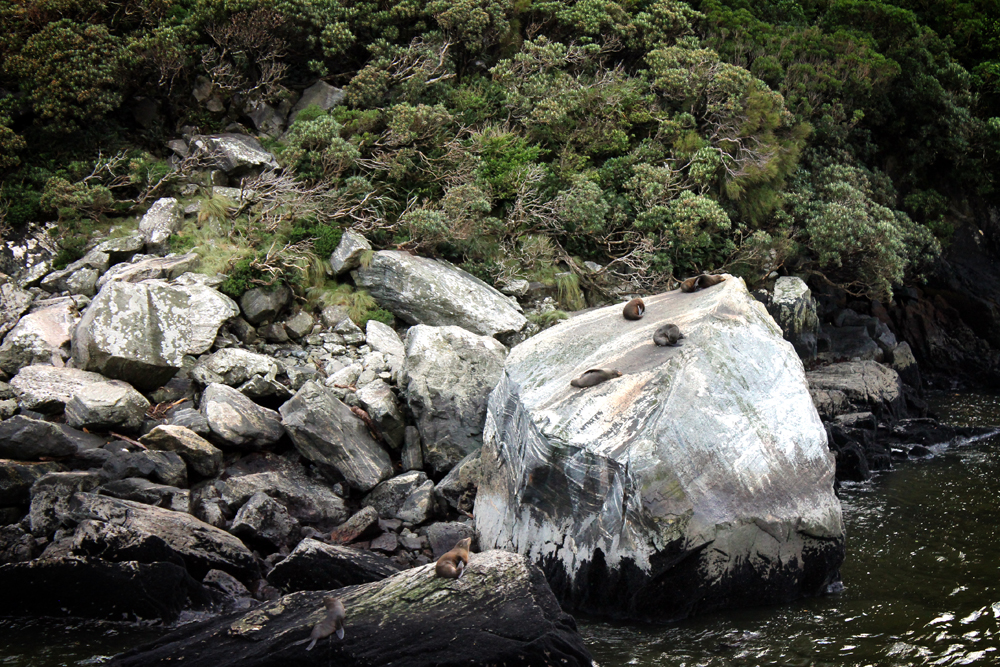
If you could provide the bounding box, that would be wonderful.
[425,521,477,559]
[266,537,398,593]
[190,134,279,175]
[40,266,100,297]
[329,230,371,275]
[245,101,286,137]
[768,277,820,360]
[194,348,278,387]
[820,324,882,362]
[398,529,423,551]
[240,285,292,325]
[476,276,844,621]
[435,450,481,512]
[891,341,922,390]
[72,277,240,391]
[320,305,351,329]
[279,382,392,492]
[402,325,507,475]
[96,253,200,289]
[396,479,434,525]
[258,323,289,343]
[94,234,145,263]
[230,492,299,551]
[203,568,251,597]
[98,477,190,512]
[0,524,38,563]
[0,460,62,505]
[0,299,79,374]
[277,363,317,391]
[218,470,348,526]
[65,380,151,432]
[362,471,428,519]
[139,425,224,477]
[370,531,398,553]
[138,198,184,254]
[356,379,405,449]
[288,81,345,124]
[328,506,379,544]
[0,277,34,340]
[807,360,906,422]
[167,407,211,437]
[9,365,108,413]
[201,383,285,450]
[0,399,15,420]
[401,426,423,472]
[0,416,80,460]
[28,471,103,536]
[365,320,405,377]
[283,311,315,339]
[102,450,188,488]
[353,251,527,340]
[238,374,292,401]
[228,317,257,345]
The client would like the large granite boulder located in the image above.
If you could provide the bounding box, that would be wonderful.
[353,251,527,340]
[266,537,398,592]
[768,276,820,360]
[201,383,285,450]
[476,276,844,622]
[9,365,108,413]
[0,299,79,374]
[806,361,905,423]
[279,382,392,492]
[108,550,593,667]
[402,325,507,475]
[73,278,239,390]
[138,198,184,254]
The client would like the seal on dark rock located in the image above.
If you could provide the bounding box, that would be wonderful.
[653,324,684,347]
[570,368,623,388]
[622,298,645,320]
[435,537,472,579]
[679,274,726,293]
[293,596,346,650]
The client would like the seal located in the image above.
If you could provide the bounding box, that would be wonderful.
[436,537,472,579]
[570,368,623,388]
[292,596,346,650]
[653,323,684,346]
[622,298,645,320]
[680,274,726,293]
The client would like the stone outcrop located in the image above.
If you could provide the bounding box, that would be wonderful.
[401,325,507,475]
[73,278,239,390]
[806,361,906,423]
[476,276,844,621]
[767,276,820,360]
[353,251,527,340]
[108,550,593,667]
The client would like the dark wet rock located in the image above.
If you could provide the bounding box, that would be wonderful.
[98,478,190,512]
[240,285,292,326]
[279,382,392,492]
[401,425,423,471]
[434,450,481,513]
[201,383,285,450]
[149,377,197,406]
[204,569,252,598]
[0,557,206,622]
[218,470,349,527]
[103,450,188,488]
[108,550,593,667]
[879,418,995,449]
[266,537,398,592]
[9,365,109,413]
[0,416,80,460]
[65,379,150,432]
[0,460,62,505]
[820,324,881,362]
[425,521,477,559]
[401,324,507,475]
[140,424,224,477]
[230,492,300,552]
[328,506,380,545]
[0,524,38,563]
[258,322,289,343]
[28,471,103,537]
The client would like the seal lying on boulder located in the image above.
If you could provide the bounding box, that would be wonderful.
[679,274,726,293]
[570,368,622,388]
[653,324,684,347]
[435,537,472,579]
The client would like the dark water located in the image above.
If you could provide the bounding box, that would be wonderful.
[582,392,1000,666]
[2,393,998,666]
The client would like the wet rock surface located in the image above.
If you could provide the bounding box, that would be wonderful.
[266,537,399,592]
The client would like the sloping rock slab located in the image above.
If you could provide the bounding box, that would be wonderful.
[267,538,398,592]
[65,492,258,581]
[109,550,593,667]
[806,361,906,422]
[0,557,206,622]
[73,278,239,391]
[476,276,844,622]
[353,251,527,339]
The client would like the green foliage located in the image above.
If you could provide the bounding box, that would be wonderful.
[528,309,570,329]
[281,114,361,181]
[555,271,586,310]
[476,130,544,199]
[40,177,115,222]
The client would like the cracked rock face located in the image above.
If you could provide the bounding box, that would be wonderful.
[476,276,845,622]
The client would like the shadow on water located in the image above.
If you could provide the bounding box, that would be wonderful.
[582,392,1000,666]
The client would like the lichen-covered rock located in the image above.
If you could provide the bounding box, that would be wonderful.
[353,251,527,340]
[476,276,844,622]
[96,253,200,289]
[329,230,371,275]
[283,311,314,339]
[0,299,79,374]
[39,250,108,296]
[107,550,593,667]
[402,325,507,475]
[65,380,150,432]
[193,348,279,387]
[9,365,109,413]
[201,383,285,450]
[807,360,906,422]
[94,235,145,263]
[189,134,279,175]
[138,198,184,254]
[239,285,292,326]
[355,379,405,449]
[139,425,224,477]
[266,537,398,592]
[0,275,34,340]
[768,276,820,360]
[73,278,239,391]
[279,382,392,492]
[0,416,82,460]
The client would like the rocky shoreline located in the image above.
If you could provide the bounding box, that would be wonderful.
[0,138,997,663]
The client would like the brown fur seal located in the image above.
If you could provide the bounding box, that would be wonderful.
[291,597,345,650]
[653,323,684,346]
[622,298,645,320]
[570,368,623,388]
[436,537,472,579]
[679,274,726,293]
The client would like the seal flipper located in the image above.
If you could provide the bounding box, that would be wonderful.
[336,626,345,640]
[456,560,465,578]
[305,639,318,651]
